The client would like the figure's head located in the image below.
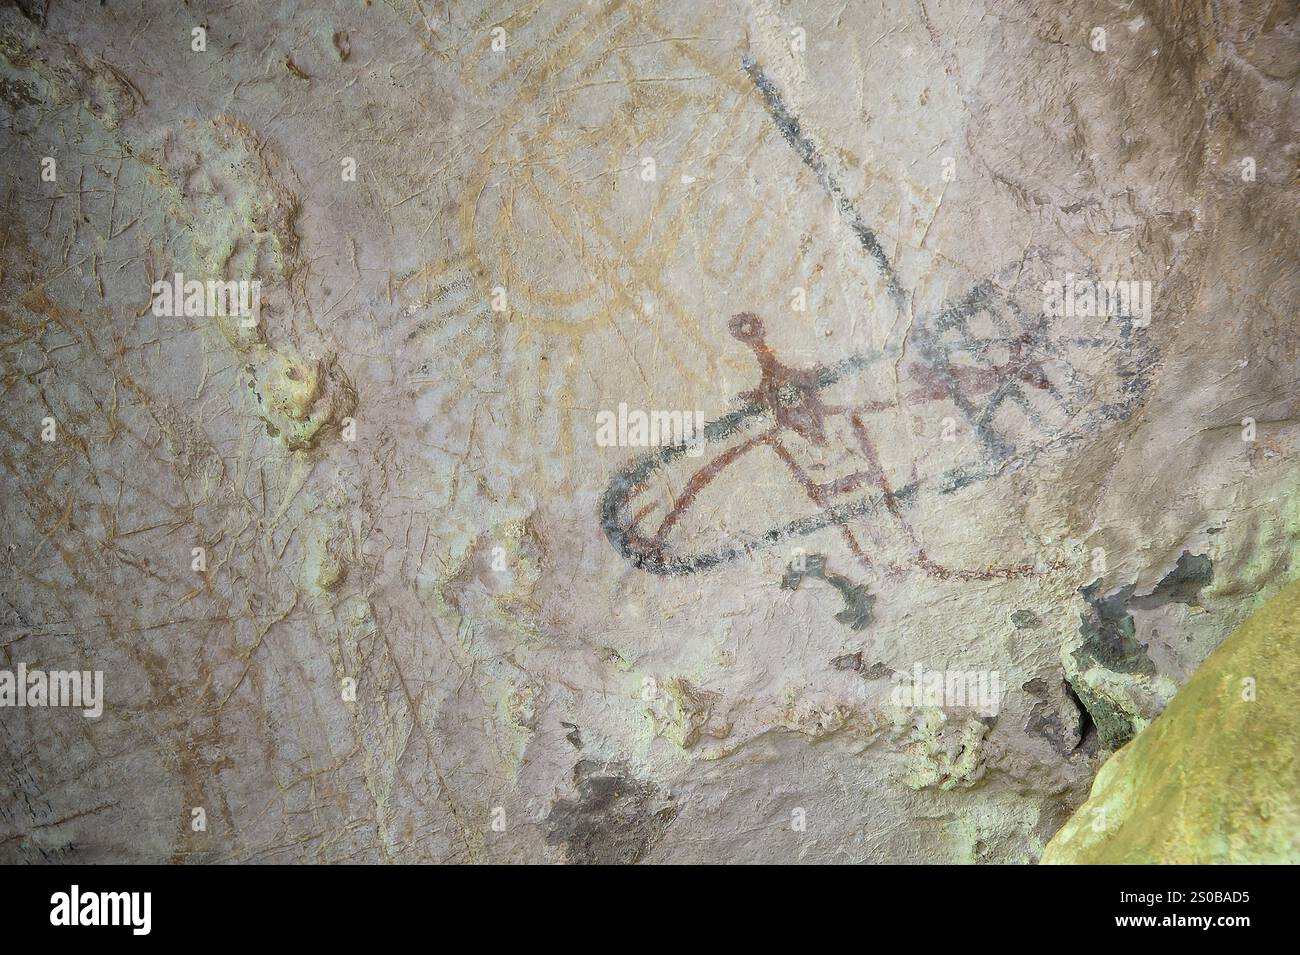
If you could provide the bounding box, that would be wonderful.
[728,312,765,345]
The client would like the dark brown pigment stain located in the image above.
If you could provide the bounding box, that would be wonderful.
[544,760,679,865]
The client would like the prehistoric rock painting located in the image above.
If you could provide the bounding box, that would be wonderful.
[602,59,1156,582]
[1,0,1295,870]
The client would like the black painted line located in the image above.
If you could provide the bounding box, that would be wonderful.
[741,55,906,308]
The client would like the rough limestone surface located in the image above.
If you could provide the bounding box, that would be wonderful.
[1,1,1296,863]
[1043,576,1300,864]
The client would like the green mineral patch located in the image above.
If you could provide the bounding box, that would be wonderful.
[1042,576,1300,864]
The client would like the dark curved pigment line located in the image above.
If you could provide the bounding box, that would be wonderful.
[599,349,920,576]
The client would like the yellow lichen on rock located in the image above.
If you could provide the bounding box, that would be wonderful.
[266,353,321,421]
[255,351,357,451]
[1042,576,1300,864]
[646,676,730,750]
